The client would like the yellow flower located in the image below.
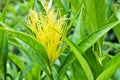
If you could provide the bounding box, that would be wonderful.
[28,8,65,63]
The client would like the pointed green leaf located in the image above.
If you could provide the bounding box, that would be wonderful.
[64,37,94,80]
[8,53,25,71]
[78,21,120,53]
[22,63,35,77]
[97,53,120,80]
[0,0,10,22]
[8,39,33,63]
[59,21,120,79]
[0,32,8,80]
[31,63,41,80]
[58,53,75,78]
[0,26,50,75]
[83,49,102,79]
[85,0,106,31]
[71,59,87,80]
[72,6,86,44]
[84,0,107,57]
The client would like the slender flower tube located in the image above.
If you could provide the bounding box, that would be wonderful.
[28,8,65,63]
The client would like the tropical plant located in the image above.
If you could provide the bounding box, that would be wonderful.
[0,0,120,80]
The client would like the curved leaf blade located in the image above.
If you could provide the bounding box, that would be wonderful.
[97,53,120,80]
[0,32,8,80]
[0,26,50,75]
[8,53,25,71]
[58,53,75,78]
[71,59,87,80]
[78,21,120,53]
[64,37,94,80]
[59,21,120,79]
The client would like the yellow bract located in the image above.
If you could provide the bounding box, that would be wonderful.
[28,8,65,63]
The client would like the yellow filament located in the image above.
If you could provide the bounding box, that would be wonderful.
[28,8,65,63]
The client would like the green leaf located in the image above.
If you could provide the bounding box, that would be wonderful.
[22,63,41,80]
[97,53,120,80]
[34,0,45,12]
[0,32,8,80]
[68,0,82,13]
[71,59,87,80]
[103,42,120,50]
[0,25,50,75]
[8,38,34,63]
[58,7,86,78]
[106,13,120,43]
[59,21,120,79]
[85,0,106,31]
[70,7,88,80]
[106,0,114,19]
[0,0,10,22]
[54,0,66,15]
[15,17,33,34]
[60,0,69,13]
[104,53,120,70]
[22,63,35,77]
[64,37,94,80]
[58,53,75,78]
[84,0,107,57]
[78,21,120,53]
[0,2,9,79]
[83,49,102,79]
[31,63,41,80]
[113,25,120,43]
[72,6,86,44]
[8,53,25,71]
[112,68,120,80]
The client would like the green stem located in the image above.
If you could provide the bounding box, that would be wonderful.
[48,63,54,80]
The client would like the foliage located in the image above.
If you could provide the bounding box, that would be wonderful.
[0,0,120,80]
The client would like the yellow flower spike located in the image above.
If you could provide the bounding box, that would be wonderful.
[28,8,66,63]
[28,9,38,33]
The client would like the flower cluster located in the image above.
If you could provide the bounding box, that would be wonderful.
[28,8,65,63]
